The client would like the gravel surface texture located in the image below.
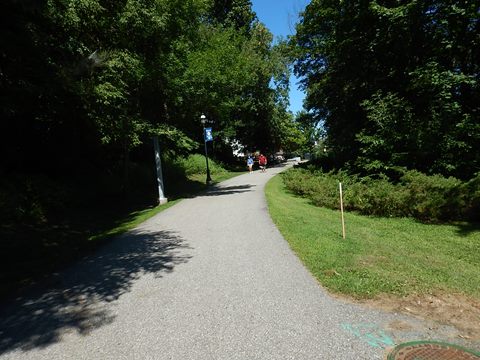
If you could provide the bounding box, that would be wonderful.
[1,163,476,359]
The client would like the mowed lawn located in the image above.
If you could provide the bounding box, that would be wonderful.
[265,174,480,299]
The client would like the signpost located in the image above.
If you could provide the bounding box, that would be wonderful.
[153,136,168,205]
[339,182,345,239]
[200,115,212,185]
[204,127,213,142]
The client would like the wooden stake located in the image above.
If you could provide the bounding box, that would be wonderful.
[339,182,346,239]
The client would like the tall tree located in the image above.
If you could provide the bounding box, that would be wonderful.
[210,0,257,31]
[1,0,293,213]
[294,0,480,178]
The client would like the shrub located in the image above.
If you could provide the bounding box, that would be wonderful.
[400,171,463,221]
[0,174,69,226]
[462,173,480,221]
[309,174,339,209]
[282,168,479,223]
[283,169,357,210]
[346,177,409,217]
[282,168,316,197]
[176,154,227,176]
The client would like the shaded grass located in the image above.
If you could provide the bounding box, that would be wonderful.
[87,200,181,243]
[265,174,480,299]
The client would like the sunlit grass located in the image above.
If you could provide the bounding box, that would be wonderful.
[266,174,480,299]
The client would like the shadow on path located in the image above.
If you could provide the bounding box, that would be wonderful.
[203,184,255,197]
[0,229,190,354]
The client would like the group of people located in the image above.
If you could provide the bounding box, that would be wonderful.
[247,153,268,173]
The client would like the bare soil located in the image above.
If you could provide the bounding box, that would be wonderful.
[360,292,480,340]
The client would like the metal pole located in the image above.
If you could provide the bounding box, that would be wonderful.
[203,127,212,184]
[153,136,168,205]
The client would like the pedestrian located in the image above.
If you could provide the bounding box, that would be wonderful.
[247,155,254,173]
[258,153,267,172]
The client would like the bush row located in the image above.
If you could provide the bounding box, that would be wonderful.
[173,153,228,177]
[282,167,480,222]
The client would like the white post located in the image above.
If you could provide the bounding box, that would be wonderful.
[339,182,346,239]
[153,136,168,205]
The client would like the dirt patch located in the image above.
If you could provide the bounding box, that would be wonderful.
[387,320,414,332]
[359,292,480,340]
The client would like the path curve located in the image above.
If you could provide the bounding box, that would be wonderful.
[0,164,473,359]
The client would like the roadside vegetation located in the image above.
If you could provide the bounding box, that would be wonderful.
[282,165,480,223]
[280,2,479,337]
[2,1,307,299]
[293,1,479,181]
[266,173,480,299]
[280,0,479,308]
[283,1,480,302]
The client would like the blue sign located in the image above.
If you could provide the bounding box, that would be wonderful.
[204,127,213,142]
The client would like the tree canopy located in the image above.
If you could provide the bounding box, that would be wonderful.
[4,0,478,224]
[1,0,306,235]
[1,0,295,184]
[293,0,479,179]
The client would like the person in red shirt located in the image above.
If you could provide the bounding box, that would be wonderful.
[258,154,267,172]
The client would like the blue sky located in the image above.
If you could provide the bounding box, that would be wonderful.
[251,0,309,114]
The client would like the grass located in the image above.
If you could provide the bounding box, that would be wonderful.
[87,199,181,243]
[265,174,480,300]
[187,169,241,184]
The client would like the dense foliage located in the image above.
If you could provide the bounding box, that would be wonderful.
[1,0,297,225]
[0,0,304,292]
[294,0,480,179]
[283,167,480,223]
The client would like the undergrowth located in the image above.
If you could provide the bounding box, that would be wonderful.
[282,167,480,223]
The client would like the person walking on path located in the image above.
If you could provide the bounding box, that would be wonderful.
[258,153,267,172]
[247,155,254,173]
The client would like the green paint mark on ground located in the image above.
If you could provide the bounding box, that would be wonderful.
[342,323,395,349]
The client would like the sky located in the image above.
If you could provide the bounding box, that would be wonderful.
[251,0,309,114]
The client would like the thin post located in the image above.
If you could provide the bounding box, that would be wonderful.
[339,182,346,239]
[153,136,168,205]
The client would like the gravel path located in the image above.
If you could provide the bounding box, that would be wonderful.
[0,163,475,359]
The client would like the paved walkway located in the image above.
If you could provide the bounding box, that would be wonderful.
[0,164,473,359]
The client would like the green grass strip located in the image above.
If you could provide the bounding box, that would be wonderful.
[265,174,480,299]
[88,199,181,242]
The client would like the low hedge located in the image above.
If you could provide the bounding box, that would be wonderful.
[173,153,228,177]
[282,167,480,223]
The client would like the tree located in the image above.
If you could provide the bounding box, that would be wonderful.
[210,0,257,31]
[293,0,480,178]
[1,0,294,209]
[179,20,292,153]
